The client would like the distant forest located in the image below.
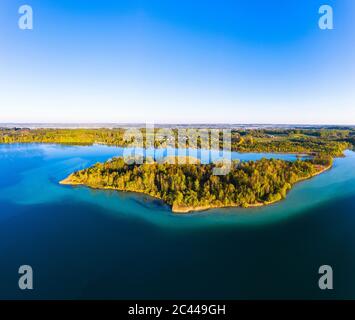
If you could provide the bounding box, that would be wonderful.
[0,127,353,157]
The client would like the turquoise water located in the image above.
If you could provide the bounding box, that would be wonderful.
[0,143,355,299]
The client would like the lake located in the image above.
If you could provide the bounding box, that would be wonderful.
[0,143,355,299]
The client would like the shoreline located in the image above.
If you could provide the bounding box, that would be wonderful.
[171,164,332,213]
[60,164,332,214]
[0,142,317,157]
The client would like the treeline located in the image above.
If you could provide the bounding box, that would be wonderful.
[63,157,325,211]
[0,128,351,156]
[0,128,128,145]
[232,138,349,157]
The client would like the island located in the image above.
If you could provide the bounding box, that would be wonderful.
[60,154,333,213]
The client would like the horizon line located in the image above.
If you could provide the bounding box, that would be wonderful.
[1,122,355,128]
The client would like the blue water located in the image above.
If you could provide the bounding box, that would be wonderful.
[1,143,355,299]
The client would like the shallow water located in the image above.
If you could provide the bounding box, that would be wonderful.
[1,144,355,299]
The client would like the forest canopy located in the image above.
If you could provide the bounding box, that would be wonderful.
[61,156,330,213]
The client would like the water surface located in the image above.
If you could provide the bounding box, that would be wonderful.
[1,144,355,299]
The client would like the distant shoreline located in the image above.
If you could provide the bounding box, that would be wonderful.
[2,123,355,130]
[0,141,314,157]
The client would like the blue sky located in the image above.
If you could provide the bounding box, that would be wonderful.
[0,0,354,124]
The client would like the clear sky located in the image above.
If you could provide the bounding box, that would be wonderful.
[0,0,354,124]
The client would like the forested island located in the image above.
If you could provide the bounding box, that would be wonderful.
[60,156,332,213]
